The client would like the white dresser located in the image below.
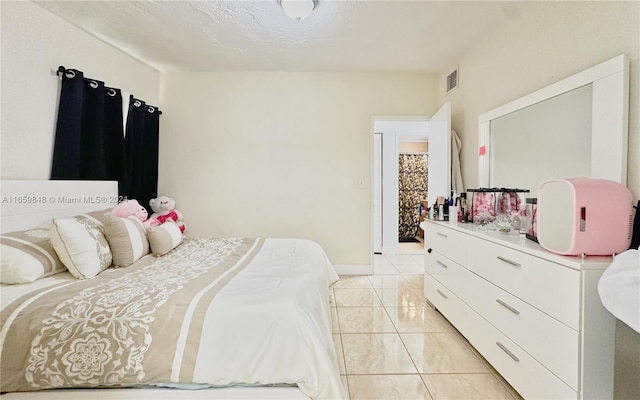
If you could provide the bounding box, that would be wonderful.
[423,220,615,400]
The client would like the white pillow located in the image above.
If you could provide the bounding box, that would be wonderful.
[147,221,184,256]
[50,217,112,279]
[0,228,66,284]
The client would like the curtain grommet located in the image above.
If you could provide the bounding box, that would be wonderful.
[64,70,76,79]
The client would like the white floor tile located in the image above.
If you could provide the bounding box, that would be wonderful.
[339,253,514,399]
[393,263,425,274]
[385,254,419,264]
[373,263,400,275]
[411,255,425,264]
[334,288,384,307]
[334,276,374,289]
[373,254,393,265]
[368,275,404,289]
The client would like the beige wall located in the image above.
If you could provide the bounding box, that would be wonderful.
[437,1,639,202]
[159,72,438,265]
[0,1,160,179]
[435,2,639,398]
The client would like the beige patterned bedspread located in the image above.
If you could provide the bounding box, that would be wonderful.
[1,238,346,399]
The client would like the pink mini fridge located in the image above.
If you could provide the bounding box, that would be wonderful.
[537,178,633,256]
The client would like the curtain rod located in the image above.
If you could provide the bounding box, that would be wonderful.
[56,65,162,115]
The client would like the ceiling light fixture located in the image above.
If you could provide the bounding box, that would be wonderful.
[278,0,317,22]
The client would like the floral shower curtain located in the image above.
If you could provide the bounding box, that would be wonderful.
[398,153,428,240]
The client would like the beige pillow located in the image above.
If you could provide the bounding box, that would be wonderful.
[50,217,112,279]
[147,221,184,256]
[82,209,111,226]
[103,215,149,267]
[0,228,66,284]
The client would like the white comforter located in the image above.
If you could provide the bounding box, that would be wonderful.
[191,238,346,398]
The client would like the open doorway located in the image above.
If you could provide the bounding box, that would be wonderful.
[372,118,428,256]
[372,104,451,262]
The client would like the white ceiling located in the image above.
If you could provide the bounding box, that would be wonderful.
[34,1,522,73]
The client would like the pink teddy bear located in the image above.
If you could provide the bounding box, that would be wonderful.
[111,199,157,229]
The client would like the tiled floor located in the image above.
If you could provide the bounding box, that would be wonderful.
[331,257,524,399]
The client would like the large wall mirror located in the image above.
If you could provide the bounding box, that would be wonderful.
[478,55,629,196]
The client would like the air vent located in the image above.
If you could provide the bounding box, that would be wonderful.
[628,214,633,240]
[446,67,458,95]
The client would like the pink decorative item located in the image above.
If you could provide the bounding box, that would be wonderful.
[497,191,525,216]
[537,178,633,256]
[110,199,157,229]
[472,191,495,224]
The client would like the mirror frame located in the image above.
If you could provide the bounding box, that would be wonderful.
[478,54,629,189]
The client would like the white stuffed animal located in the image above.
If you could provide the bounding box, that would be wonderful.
[149,196,186,233]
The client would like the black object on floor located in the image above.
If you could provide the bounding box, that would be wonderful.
[399,237,420,243]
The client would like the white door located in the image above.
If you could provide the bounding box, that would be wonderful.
[427,102,451,202]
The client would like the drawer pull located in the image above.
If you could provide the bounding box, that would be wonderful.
[497,256,521,267]
[496,299,520,315]
[436,232,448,238]
[436,289,448,299]
[496,342,520,362]
[436,260,449,269]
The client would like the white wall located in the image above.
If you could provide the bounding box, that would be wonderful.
[435,2,639,398]
[159,72,438,266]
[0,1,160,180]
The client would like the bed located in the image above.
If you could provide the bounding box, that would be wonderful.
[0,180,346,400]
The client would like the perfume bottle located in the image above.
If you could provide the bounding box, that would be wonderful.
[460,192,468,222]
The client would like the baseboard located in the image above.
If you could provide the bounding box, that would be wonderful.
[333,264,373,275]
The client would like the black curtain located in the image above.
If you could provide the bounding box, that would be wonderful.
[51,69,122,180]
[122,96,159,213]
[104,88,125,183]
[141,105,160,212]
[51,67,159,212]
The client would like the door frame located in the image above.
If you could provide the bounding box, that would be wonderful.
[371,116,429,258]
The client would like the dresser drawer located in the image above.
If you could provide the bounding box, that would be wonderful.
[424,273,481,339]
[424,224,471,267]
[424,274,577,400]
[460,264,580,390]
[424,273,451,313]
[464,237,581,330]
[425,250,467,291]
[471,315,577,400]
